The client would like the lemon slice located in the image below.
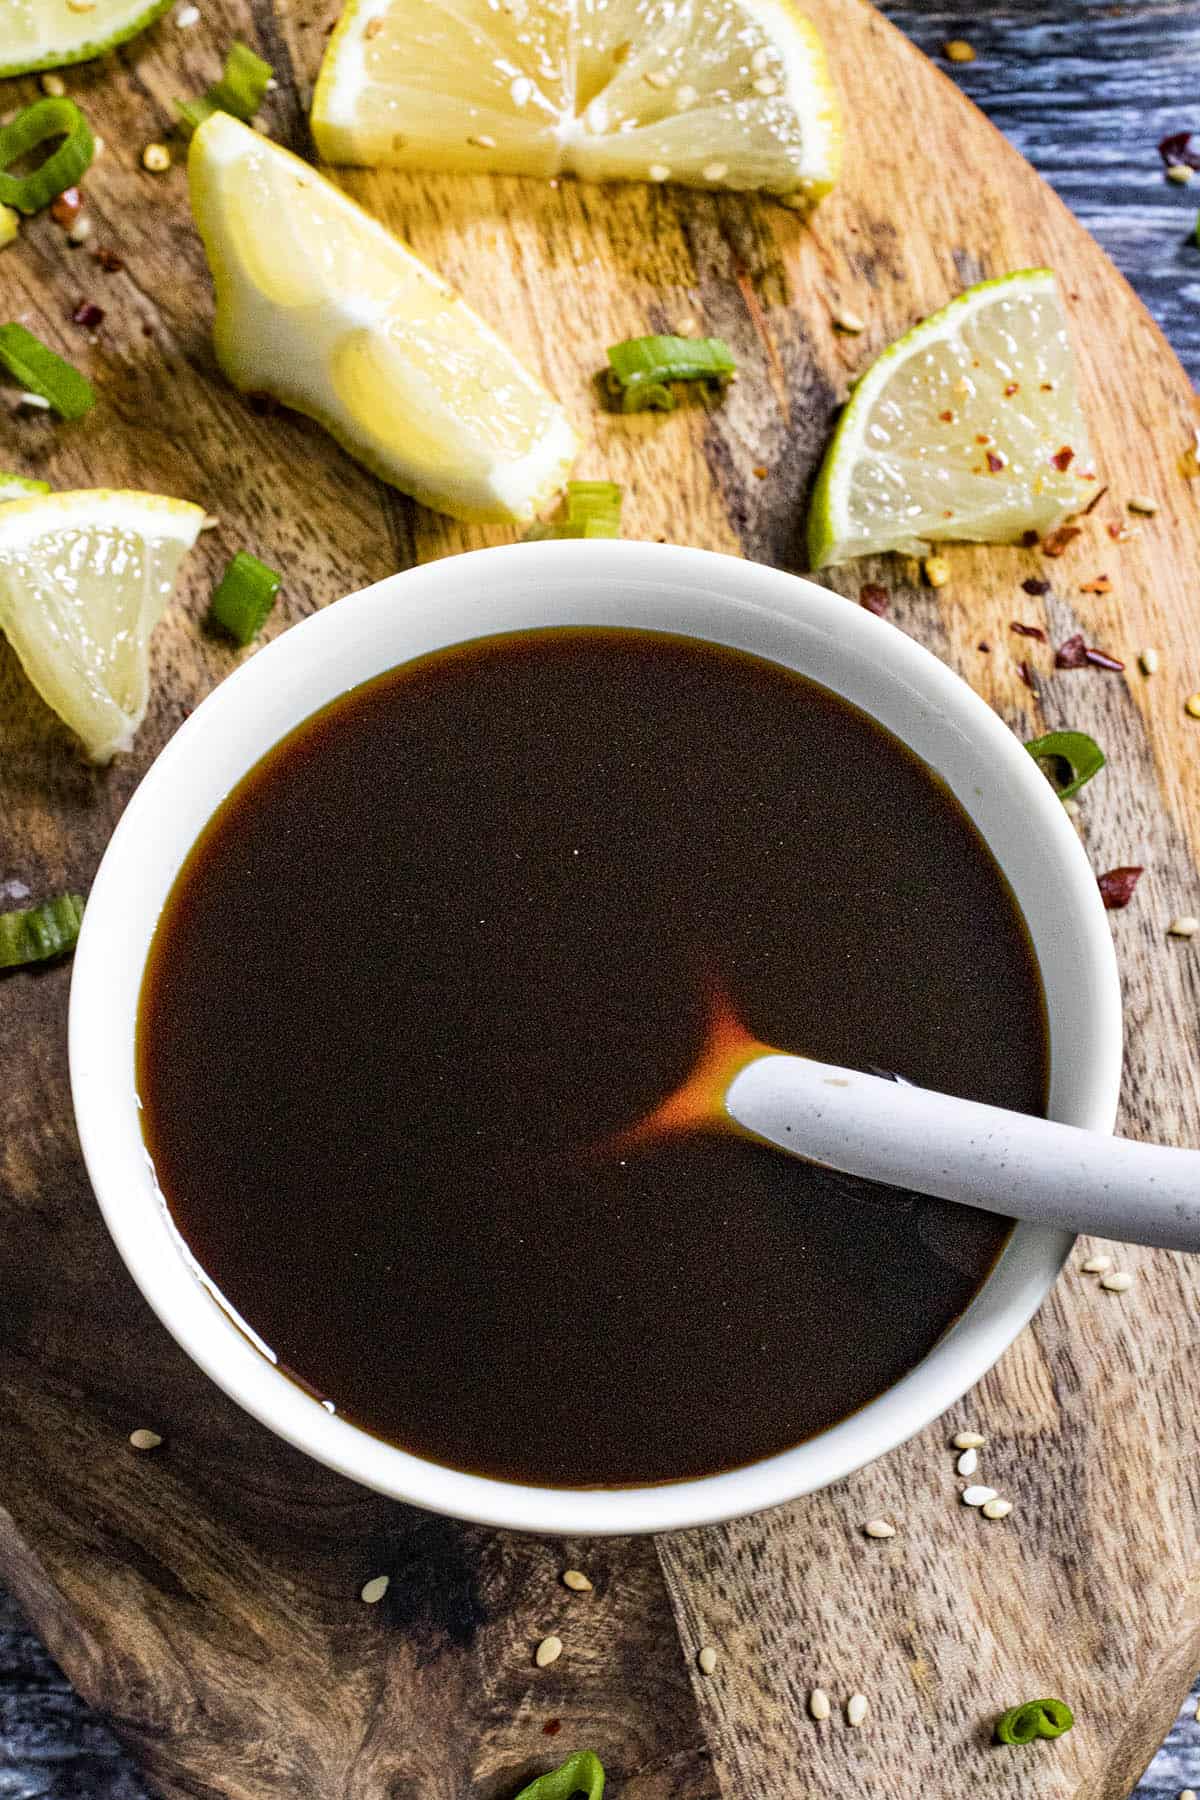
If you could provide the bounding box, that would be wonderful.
[808,270,1096,568]
[0,490,203,761]
[311,0,840,202]
[0,0,172,77]
[189,112,577,523]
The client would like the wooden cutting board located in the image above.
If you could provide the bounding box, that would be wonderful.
[4,1,1200,1795]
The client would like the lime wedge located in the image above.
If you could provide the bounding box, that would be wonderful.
[0,0,172,77]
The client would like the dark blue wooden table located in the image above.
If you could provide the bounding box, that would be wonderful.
[2,3,1198,1794]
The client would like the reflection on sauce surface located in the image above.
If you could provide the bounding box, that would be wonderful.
[137,629,1048,1487]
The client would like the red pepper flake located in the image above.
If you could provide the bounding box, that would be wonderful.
[752,464,768,480]
[1107,521,1134,542]
[1158,131,1200,171]
[1051,446,1075,472]
[939,409,954,423]
[1004,381,1019,396]
[71,299,104,330]
[50,187,82,226]
[978,641,991,653]
[1078,574,1112,594]
[859,583,889,617]
[92,246,125,272]
[542,1719,563,1737]
[1019,529,1040,548]
[1098,866,1144,910]
[1022,576,1051,596]
[975,433,991,445]
[1016,660,1036,690]
[986,450,1006,472]
[1081,482,1109,516]
[1042,524,1083,557]
[1055,632,1125,672]
[1011,621,1047,642]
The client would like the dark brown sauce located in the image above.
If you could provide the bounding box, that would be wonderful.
[137,628,1048,1488]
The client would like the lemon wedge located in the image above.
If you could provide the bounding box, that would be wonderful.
[808,270,1096,568]
[0,489,203,761]
[188,112,578,524]
[0,0,172,76]
[311,0,840,203]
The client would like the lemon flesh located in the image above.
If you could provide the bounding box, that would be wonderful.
[0,490,203,761]
[808,270,1096,568]
[189,113,578,524]
[312,0,840,202]
[0,0,172,76]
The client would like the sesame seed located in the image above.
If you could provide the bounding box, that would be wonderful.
[1167,164,1195,184]
[201,514,221,531]
[675,83,698,108]
[956,1447,978,1477]
[1127,495,1158,514]
[510,75,534,105]
[40,72,66,95]
[129,1428,162,1450]
[1180,1790,1197,1800]
[952,1430,986,1450]
[535,1634,564,1667]
[1139,647,1160,676]
[649,163,670,182]
[561,1568,592,1591]
[697,1646,718,1675]
[1187,694,1200,721]
[750,46,771,73]
[943,38,976,61]
[17,392,52,411]
[809,1688,831,1720]
[702,161,727,182]
[1100,1269,1135,1292]
[467,134,497,148]
[961,1485,998,1507]
[67,216,92,244]
[175,3,200,24]
[92,136,104,158]
[981,1498,1013,1520]
[360,1574,389,1603]
[142,142,171,172]
[833,311,865,334]
[846,1693,869,1727]
[1081,1254,1112,1273]
[644,69,671,88]
[1169,915,1200,938]
[923,554,951,588]
[753,75,779,96]
[863,1518,896,1538]
[675,318,698,336]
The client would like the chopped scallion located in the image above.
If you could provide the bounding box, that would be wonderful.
[177,42,274,135]
[0,473,51,502]
[514,1751,605,1800]
[606,334,736,412]
[994,1699,1074,1746]
[525,480,623,540]
[0,99,94,216]
[0,324,95,420]
[207,550,281,645]
[1025,729,1106,801]
[0,893,85,970]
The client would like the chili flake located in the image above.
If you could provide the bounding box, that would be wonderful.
[1011,622,1047,642]
[1042,525,1083,557]
[92,247,124,272]
[1051,446,1075,472]
[1078,575,1112,594]
[1021,577,1051,596]
[1016,660,1036,690]
[50,187,82,226]
[1056,633,1125,672]
[1004,382,1019,397]
[1158,131,1200,171]
[859,584,889,616]
[1098,867,1143,910]
[71,299,103,329]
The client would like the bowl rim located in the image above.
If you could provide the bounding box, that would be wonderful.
[69,540,1123,1535]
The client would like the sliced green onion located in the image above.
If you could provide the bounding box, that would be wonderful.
[0,473,51,502]
[0,894,85,970]
[0,324,95,420]
[994,1699,1074,1746]
[207,550,281,644]
[0,99,94,216]
[525,480,623,540]
[514,1751,605,1800]
[606,334,736,412]
[1025,729,1106,801]
[177,42,273,135]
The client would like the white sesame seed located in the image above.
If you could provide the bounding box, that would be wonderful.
[675,318,699,337]
[510,75,534,106]
[1168,915,1200,938]
[809,1688,831,1721]
[142,142,171,172]
[1180,1789,1197,1800]
[1187,694,1200,721]
[1167,164,1195,184]
[467,134,497,148]
[846,1693,869,1727]
[833,311,865,334]
[265,76,277,89]
[697,1645,718,1675]
[956,1447,978,1477]
[750,46,771,73]
[952,1430,986,1449]
[981,1498,1013,1520]
[360,1574,389,1603]
[1139,647,1160,676]
[129,1428,162,1450]
[643,68,671,88]
[702,161,727,182]
[649,163,670,182]
[753,75,779,96]
[1100,1269,1135,1292]
[1127,495,1158,515]
[1081,1254,1112,1273]
[561,1568,592,1591]
[675,83,698,108]
[17,392,52,411]
[961,1485,997,1507]
[863,1518,896,1538]
[67,216,92,243]
[200,514,221,531]
[91,136,104,158]
[40,72,66,95]
[175,3,200,24]
[535,1634,563,1667]
[923,554,951,588]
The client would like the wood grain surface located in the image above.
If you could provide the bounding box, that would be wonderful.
[3,1,1200,1797]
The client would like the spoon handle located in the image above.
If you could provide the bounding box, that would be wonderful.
[724,1054,1200,1252]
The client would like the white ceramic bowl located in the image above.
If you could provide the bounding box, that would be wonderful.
[69,541,1123,1535]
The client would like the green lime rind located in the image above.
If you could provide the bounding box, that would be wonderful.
[806,267,1064,570]
[0,0,174,78]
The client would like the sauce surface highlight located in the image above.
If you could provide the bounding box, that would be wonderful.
[137,628,1048,1487]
